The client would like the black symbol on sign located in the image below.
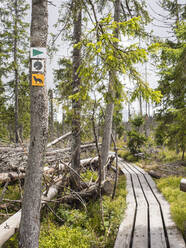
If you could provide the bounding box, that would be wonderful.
[33,61,43,70]
[33,76,43,84]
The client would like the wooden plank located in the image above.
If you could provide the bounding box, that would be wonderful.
[124,163,167,248]
[144,173,186,248]
[117,160,185,248]
[114,164,136,248]
[135,173,167,248]
[124,164,148,248]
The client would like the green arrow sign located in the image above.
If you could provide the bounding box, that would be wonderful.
[30,47,46,59]
[33,49,43,56]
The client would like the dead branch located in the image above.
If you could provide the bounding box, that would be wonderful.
[0,181,9,202]
[45,204,64,223]
[47,132,72,148]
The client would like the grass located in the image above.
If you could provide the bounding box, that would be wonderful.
[157,148,183,163]
[156,176,186,233]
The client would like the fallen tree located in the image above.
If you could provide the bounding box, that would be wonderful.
[0,176,64,247]
[0,142,101,173]
[0,152,116,246]
[47,132,72,148]
[0,154,114,184]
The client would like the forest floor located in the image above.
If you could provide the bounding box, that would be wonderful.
[139,159,186,178]
[0,141,185,247]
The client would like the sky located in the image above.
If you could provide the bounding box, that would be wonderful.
[33,0,184,121]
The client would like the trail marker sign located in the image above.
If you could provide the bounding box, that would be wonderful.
[32,59,44,73]
[32,74,44,86]
[30,47,46,59]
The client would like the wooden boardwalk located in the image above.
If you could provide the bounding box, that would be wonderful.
[114,160,185,248]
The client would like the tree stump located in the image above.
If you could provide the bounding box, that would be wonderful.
[180,178,186,192]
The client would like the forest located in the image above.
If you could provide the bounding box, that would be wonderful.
[0,0,185,247]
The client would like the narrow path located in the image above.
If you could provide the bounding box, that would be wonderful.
[114,160,185,248]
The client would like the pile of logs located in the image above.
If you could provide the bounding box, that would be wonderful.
[0,133,117,246]
[0,131,102,183]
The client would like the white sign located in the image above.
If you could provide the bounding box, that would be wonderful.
[30,47,47,59]
[32,59,45,73]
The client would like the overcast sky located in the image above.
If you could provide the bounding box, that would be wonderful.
[38,0,185,121]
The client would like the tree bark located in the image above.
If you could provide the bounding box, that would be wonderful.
[19,1,48,247]
[14,0,19,144]
[71,0,82,189]
[101,0,121,181]
[49,89,54,141]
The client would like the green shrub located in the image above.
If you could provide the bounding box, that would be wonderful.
[127,130,147,155]
[158,148,182,163]
[81,170,98,183]
[156,176,186,233]
[118,150,138,162]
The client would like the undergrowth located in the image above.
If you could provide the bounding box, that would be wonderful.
[0,184,21,225]
[156,176,186,233]
[3,175,127,248]
[39,174,127,248]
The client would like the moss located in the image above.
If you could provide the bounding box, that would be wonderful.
[156,176,186,233]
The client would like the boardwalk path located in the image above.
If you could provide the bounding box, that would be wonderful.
[114,160,185,248]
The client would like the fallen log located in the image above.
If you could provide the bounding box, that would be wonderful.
[0,177,63,247]
[46,143,101,156]
[0,165,65,184]
[81,154,115,168]
[0,143,101,173]
[0,172,25,184]
[47,132,72,148]
[0,155,100,184]
[60,179,113,203]
[148,170,162,179]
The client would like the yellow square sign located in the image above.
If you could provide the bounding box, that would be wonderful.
[32,74,44,86]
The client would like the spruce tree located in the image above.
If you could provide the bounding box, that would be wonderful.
[0,0,30,142]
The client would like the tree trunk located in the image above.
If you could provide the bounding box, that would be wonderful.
[71,0,82,189]
[19,1,48,247]
[49,89,54,140]
[139,94,142,116]
[182,147,185,161]
[101,0,120,181]
[14,0,19,144]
